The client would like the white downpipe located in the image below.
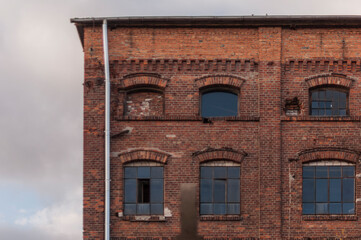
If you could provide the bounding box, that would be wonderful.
[103,19,111,240]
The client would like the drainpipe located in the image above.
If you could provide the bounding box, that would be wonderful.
[103,19,111,240]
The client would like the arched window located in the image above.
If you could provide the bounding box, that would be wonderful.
[124,161,164,215]
[195,75,245,118]
[119,150,170,216]
[119,73,168,118]
[201,89,238,117]
[302,161,355,215]
[200,161,240,215]
[310,87,348,116]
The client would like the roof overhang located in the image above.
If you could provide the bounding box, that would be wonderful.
[71,15,361,48]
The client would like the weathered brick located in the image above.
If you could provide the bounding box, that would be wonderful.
[74,17,361,240]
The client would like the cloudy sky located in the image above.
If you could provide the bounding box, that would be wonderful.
[1,0,361,239]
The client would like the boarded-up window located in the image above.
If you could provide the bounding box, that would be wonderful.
[125,90,164,117]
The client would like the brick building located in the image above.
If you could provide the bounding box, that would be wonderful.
[72,16,361,239]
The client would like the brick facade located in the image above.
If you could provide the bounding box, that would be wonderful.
[73,16,361,239]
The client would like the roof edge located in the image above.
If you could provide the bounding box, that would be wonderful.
[70,15,361,27]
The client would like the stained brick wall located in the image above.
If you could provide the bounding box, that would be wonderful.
[80,23,361,239]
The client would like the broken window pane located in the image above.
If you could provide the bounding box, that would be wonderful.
[138,179,150,203]
[310,88,348,116]
[124,166,164,215]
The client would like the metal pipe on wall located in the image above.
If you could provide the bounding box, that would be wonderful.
[103,19,111,240]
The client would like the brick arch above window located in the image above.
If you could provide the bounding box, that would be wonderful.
[297,148,361,164]
[118,149,171,164]
[119,73,169,89]
[195,75,245,89]
[192,147,247,164]
[305,73,355,88]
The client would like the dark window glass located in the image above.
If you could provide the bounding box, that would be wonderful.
[214,180,226,203]
[201,91,238,117]
[150,179,163,203]
[200,203,213,215]
[302,179,315,202]
[343,167,355,177]
[214,203,226,215]
[310,88,348,116]
[316,179,328,202]
[303,203,315,214]
[228,179,240,202]
[316,166,328,178]
[329,179,341,202]
[302,165,355,215]
[343,179,354,202]
[151,204,163,215]
[137,167,150,178]
[227,203,240,214]
[201,167,213,179]
[228,167,240,178]
[343,203,354,214]
[124,167,137,178]
[151,167,163,178]
[214,167,227,178]
[124,179,137,203]
[124,204,136,215]
[329,167,341,178]
[137,204,150,215]
[329,203,342,214]
[124,166,164,215]
[200,179,212,202]
[200,166,240,215]
[303,167,315,178]
[316,203,328,214]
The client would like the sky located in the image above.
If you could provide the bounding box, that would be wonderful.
[1,0,361,239]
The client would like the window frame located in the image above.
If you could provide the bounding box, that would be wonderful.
[123,165,164,216]
[309,86,349,117]
[199,86,240,118]
[302,163,355,215]
[199,164,241,215]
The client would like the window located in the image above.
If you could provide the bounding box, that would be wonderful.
[310,87,348,116]
[125,89,164,117]
[200,166,240,215]
[201,90,238,117]
[302,164,355,215]
[124,166,163,215]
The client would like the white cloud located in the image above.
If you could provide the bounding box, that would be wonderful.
[14,188,82,239]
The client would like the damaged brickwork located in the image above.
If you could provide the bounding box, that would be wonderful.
[125,91,164,117]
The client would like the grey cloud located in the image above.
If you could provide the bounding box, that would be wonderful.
[0,225,79,240]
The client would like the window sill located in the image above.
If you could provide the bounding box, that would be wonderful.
[281,116,361,122]
[200,215,243,221]
[120,215,168,222]
[302,215,358,221]
[116,115,260,122]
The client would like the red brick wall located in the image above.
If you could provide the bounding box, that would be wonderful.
[82,25,361,239]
